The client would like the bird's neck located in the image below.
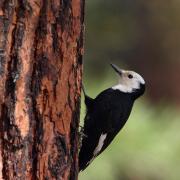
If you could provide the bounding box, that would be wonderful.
[112,83,145,100]
[131,84,145,100]
[112,84,134,93]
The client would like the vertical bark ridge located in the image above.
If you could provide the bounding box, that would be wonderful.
[0,1,42,179]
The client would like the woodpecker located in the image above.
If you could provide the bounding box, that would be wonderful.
[79,64,145,171]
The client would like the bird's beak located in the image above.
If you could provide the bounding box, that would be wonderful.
[110,63,123,76]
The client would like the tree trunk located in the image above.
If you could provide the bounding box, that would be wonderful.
[0,0,84,179]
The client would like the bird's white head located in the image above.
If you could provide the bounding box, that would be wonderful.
[111,63,145,93]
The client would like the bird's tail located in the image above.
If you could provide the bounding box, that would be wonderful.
[81,83,86,97]
[81,83,94,110]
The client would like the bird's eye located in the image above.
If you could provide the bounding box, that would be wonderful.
[128,74,133,79]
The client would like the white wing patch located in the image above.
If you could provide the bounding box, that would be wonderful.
[93,133,107,156]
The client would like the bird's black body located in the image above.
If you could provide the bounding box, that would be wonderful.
[79,84,145,171]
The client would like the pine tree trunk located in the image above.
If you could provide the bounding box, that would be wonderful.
[0,0,84,179]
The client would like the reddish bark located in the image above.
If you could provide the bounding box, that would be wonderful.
[0,0,84,179]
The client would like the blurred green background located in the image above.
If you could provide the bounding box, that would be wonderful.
[79,0,180,180]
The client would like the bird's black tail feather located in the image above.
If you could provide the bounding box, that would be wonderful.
[81,83,86,97]
[81,84,94,110]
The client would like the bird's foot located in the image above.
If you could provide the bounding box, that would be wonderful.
[78,125,87,148]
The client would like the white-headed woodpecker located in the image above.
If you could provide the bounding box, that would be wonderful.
[79,64,145,171]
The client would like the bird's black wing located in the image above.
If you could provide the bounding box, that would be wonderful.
[79,89,133,171]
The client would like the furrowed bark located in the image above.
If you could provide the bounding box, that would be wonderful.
[0,0,84,179]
